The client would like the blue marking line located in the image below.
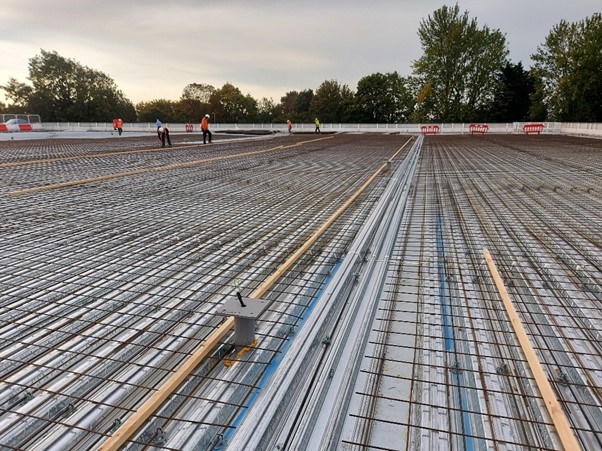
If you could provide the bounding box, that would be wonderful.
[436,212,475,451]
[217,259,343,448]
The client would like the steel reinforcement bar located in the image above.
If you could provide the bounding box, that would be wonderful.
[97,137,414,450]
[226,135,423,450]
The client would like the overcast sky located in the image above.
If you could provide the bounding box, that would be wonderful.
[1,1,599,105]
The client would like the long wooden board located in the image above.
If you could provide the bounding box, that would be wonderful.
[483,248,581,451]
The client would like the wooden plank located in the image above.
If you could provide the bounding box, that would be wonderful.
[99,136,412,450]
[483,249,581,451]
[98,318,233,451]
[251,137,410,300]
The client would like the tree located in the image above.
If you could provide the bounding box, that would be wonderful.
[531,13,602,121]
[486,62,535,122]
[412,4,508,122]
[355,72,414,123]
[527,78,548,122]
[291,89,314,122]
[278,91,299,122]
[310,80,355,123]
[209,83,258,123]
[181,83,215,104]
[177,98,201,123]
[136,99,178,122]
[257,97,279,123]
[179,83,215,122]
[1,77,33,112]
[19,49,136,121]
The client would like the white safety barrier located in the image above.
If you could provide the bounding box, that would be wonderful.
[12,121,602,137]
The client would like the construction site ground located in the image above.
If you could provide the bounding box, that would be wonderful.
[1,132,601,450]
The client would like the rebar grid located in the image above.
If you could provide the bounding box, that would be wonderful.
[0,134,406,449]
[343,134,602,451]
[2,134,601,450]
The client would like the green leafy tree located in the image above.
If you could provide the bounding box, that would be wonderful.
[531,13,602,121]
[278,91,299,122]
[1,77,34,112]
[179,83,215,122]
[413,4,508,122]
[136,99,178,123]
[257,97,279,123]
[310,80,355,123]
[209,83,258,123]
[242,94,260,122]
[355,72,414,123]
[181,83,215,104]
[291,89,314,122]
[177,98,200,123]
[17,49,136,121]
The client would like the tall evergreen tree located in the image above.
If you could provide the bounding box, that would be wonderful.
[487,62,535,122]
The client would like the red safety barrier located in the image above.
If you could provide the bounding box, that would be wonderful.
[185,123,193,132]
[469,123,489,134]
[523,123,544,134]
[420,124,440,135]
[18,124,33,131]
[0,124,7,132]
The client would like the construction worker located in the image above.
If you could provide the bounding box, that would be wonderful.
[201,114,212,144]
[116,118,123,136]
[314,117,321,134]
[287,119,292,134]
[158,126,172,147]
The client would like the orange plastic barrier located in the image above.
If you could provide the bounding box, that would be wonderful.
[420,124,440,135]
[185,123,193,132]
[469,123,489,134]
[18,124,32,131]
[0,124,7,132]
[523,123,544,134]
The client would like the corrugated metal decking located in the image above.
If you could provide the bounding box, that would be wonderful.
[0,133,601,450]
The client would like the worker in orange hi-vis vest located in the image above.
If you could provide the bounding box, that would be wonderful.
[201,114,212,144]
[116,118,123,135]
[287,119,293,134]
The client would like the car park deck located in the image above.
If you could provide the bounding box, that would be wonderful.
[1,133,601,450]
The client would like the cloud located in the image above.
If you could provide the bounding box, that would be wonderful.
[1,0,600,105]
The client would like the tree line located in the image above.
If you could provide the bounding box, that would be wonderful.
[2,7,600,123]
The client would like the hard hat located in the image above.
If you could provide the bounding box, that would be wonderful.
[205,114,210,118]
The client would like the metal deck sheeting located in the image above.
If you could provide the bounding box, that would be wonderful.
[228,135,602,450]
[1,133,601,450]
[0,134,406,449]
